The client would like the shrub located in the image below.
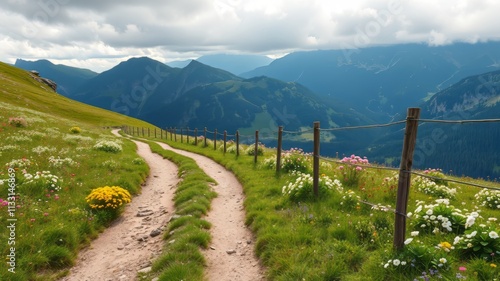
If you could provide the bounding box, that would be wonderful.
[412,175,457,199]
[474,189,500,210]
[408,199,467,235]
[8,117,28,127]
[93,140,122,153]
[281,148,309,173]
[282,172,342,202]
[22,171,62,195]
[338,154,369,187]
[453,222,500,260]
[69,126,81,134]
[245,143,265,156]
[86,186,131,210]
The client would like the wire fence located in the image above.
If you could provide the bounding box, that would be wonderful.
[122,107,500,249]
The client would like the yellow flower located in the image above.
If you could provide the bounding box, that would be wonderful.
[491,263,497,268]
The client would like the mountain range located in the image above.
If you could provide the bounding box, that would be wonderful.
[243,42,500,122]
[11,42,500,178]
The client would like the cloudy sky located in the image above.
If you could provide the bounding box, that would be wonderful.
[1,0,499,72]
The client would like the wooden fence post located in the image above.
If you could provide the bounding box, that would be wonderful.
[154,128,157,138]
[313,122,320,197]
[194,128,198,145]
[394,108,421,250]
[187,127,190,144]
[204,127,207,147]
[148,128,150,137]
[254,130,259,164]
[214,129,217,150]
[142,127,144,136]
[276,126,283,174]
[174,127,177,142]
[180,128,183,143]
[223,130,227,154]
[236,130,240,157]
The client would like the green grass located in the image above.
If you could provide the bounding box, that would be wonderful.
[132,129,500,281]
[0,62,154,280]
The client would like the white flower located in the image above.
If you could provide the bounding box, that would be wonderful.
[426,209,433,215]
[411,231,419,237]
[439,258,447,264]
[404,238,413,245]
[489,231,499,239]
[393,259,401,266]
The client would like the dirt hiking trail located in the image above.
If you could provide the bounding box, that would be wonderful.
[60,133,265,280]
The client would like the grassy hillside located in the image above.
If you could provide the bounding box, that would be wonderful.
[0,62,156,129]
[129,125,500,280]
[0,62,157,280]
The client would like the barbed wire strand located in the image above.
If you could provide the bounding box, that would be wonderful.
[321,120,406,132]
[283,128,314,134]
[404,170,500,191]
[357,200,408,217]
[416,118,500,124]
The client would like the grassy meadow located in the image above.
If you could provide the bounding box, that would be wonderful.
[134,129,500,281]
[0,62,154,280]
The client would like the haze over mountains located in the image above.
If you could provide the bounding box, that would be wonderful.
[12,42,500,179]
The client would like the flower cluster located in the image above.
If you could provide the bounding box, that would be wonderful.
[282,172,342,202]
[453,223,500,260]
[69,126,81,134]
[339,189,361,210]
[412,176,457,199]
[474,189,500,210]
[32,146,57,155]
[48,156,78,168]
[6,158,32,168]
[8,117,28,127]
[423,168,447,186]
[338,154,369,186]
[281,148,309,173]
[6,135,32,142]
[23,171,61,193]
[380,173,399,198]
[93,140,122,153]
[63,134,93,143]
[245,143,264,156]
[86,186,132,210]
[408,199,466,235]
[436,241,454,252]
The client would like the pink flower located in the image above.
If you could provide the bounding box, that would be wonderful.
[459,266,466,271]
[338,166,344,170]
[30,218,36,222]
[54,195,60,200]
[43,212,49,216]
[356,166,362,171]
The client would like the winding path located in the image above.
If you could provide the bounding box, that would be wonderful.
[156,142,265,281]
[61,138,179,281]
[60,132,265,280]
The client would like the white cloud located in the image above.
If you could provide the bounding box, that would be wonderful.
[0,0,499,72]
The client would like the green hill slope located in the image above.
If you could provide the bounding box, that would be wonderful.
[0,62,156,280]
[1,62,155,129]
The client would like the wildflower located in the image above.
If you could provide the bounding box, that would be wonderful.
[404,238,413,245]
[491,264,497,268]
[489,231,499,239]
[393,259,401,266]
[411,231,419,237]
[439,258,447,264]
